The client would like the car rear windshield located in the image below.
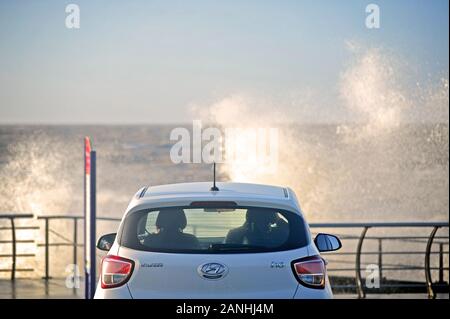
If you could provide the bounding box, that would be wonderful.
[120,206,310,253]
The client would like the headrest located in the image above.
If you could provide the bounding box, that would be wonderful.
[155,209,187,230]
[246,208,277,225]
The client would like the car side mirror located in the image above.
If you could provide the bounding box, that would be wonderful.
[97,233,116,251]
[314,233,342,252]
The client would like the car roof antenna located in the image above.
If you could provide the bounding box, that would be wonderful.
[210,162,219,191]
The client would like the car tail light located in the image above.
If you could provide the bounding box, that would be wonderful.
[292,256,326,289]
[101,255,134,289]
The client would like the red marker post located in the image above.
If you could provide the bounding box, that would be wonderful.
[84,137,96,299]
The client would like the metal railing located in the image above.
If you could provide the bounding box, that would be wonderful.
[0,214,37,280]
[309,222,449,298]
[36,215,121,279]
[1,214,448,298]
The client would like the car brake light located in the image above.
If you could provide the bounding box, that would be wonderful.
[101,255,134,289]
[292,256,326,289]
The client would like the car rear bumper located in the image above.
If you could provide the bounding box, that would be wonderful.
[94,284,333,299]
[293,284,333,299]
[94,282,133,299]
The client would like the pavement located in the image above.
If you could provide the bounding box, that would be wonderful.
[0,279,448,299]
[0,279,83,299]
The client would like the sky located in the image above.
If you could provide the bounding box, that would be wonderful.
[0,0,448,124]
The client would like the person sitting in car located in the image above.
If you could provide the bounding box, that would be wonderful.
[225,208,289,247]
[142,208,200,250]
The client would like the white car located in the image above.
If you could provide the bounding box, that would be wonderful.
[94,182,341,299]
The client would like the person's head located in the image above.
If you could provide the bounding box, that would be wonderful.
[155,208,187,233]
[245,208,277,232]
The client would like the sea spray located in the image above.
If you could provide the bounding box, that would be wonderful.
[189,46,448,222]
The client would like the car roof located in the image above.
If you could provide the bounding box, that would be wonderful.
[127,182,301,214]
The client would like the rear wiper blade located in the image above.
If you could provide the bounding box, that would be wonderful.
[208,243,267,251]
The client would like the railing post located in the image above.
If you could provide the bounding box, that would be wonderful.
[43,218,51,280]
[356,226,369,299]
[73,218,78,268]
[438,243,444,284]
[10,217,16,281]
[378,238,383,283]
[425,226,439,299]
